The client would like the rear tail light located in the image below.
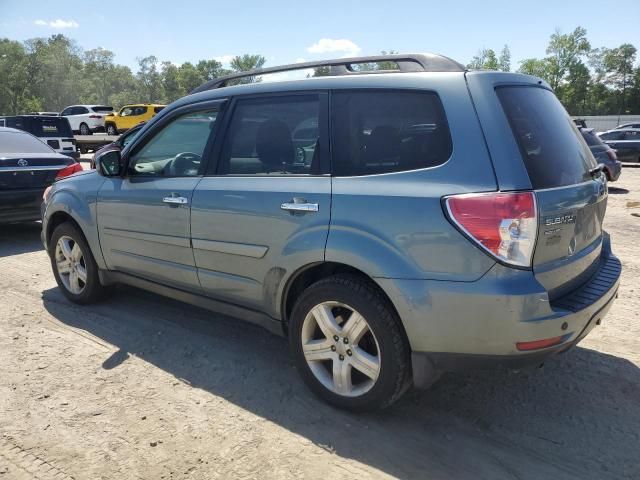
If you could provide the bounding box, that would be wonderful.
[445,191,537,268]
[607,149,617,161]
[89,115,102,119]
[56,162,83,179]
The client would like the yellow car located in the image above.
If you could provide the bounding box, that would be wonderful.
[104,104,165,136]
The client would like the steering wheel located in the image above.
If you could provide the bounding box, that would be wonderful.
[168,152,201,176]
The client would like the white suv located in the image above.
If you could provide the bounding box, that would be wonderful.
[60,105,113,135]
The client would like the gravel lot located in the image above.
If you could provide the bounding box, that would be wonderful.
[1,169,639,480]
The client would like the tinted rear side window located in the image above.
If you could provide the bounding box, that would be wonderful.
[91,106,113,113]
[331,91,452,176]
[496,86,594,189]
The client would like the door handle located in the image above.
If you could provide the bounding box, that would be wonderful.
[281,201,319,212]
[163,194,189,205]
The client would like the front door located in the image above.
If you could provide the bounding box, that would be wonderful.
[97,104,223,291]
[191,93,330,317]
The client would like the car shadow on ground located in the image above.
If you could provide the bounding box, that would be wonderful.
[41,286,640,480]
[609,187,630,194]
[0,222,44,257]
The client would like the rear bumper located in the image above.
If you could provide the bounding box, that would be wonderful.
[376,236,621,385]
[0,188,46,223]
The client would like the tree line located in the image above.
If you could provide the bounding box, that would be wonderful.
[0,34,265,115]
[0,27,638,116]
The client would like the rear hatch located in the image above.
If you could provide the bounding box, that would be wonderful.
[495,85,606,299]
[27,116,76,154]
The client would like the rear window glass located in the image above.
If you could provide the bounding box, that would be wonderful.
[497,86,594,189]
[331,90,452,176]
[91,106,113,113]
[0,131,54,153]
[28,117,73,137]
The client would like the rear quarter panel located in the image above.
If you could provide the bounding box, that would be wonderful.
[326,73,498,281]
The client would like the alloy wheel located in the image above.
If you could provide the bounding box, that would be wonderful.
[55,235,87,294]
[301,301,381,397]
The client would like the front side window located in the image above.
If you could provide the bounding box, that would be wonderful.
[120,107,134,117]
[219,95,321,175]
[128,109,218,177]
[60,108,73,116]
[331,90,452,176]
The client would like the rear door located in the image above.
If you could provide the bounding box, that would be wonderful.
[191,92,330,317]
[468,74,606,298]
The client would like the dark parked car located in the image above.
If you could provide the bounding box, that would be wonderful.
[580,128,621,181]
[89,122,145,169]
[598,129,640,163]
[0,115,79,160]
[613,122,640,130]
[0,127,82,223]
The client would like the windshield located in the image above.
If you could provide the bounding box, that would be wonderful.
[0,131,55,154]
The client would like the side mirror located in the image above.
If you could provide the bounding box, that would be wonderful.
[95,150,124,177]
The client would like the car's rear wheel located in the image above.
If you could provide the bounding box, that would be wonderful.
[79,123,91,135]
[49,222,112,304]
[106,123,117,136]
[289,274,411,411]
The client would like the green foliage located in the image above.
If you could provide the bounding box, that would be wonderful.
[0,31,638,116]
[514,27,640,115]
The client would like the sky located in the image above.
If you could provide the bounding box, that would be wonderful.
[1,0,639,74]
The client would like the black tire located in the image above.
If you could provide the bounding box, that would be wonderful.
[79,123,91,135]
[106,123,117,136]
[289,274,411,411]
[49,222,113,304]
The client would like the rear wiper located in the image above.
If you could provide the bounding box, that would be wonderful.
[589,163,606,178]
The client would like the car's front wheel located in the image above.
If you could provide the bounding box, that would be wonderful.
[290,274,411,411]
[49,222,112,304]
[106,123,117,136]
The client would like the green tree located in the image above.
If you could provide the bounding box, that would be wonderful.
[137,55,163,102]
[498,45,511,72]
[161,61,184,102]
[545,27,591,90]
[602,44,637,113]
[0,39,33,114]
[468,48,499,70]
[229,54,266,84]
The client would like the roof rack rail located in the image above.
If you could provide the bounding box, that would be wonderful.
[190,53,465,94]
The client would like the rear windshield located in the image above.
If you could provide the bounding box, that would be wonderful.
[28,117,73,137]
[496,86,594,189]
[91,106,114,113]
[581,129,605,147]
[0,131,54,153]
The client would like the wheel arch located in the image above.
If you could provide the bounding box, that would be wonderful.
[281,262,410,344]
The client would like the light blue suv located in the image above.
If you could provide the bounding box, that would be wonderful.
[42,54,621,411]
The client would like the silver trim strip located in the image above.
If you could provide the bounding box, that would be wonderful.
[102,227,191,248]
[192,238,268,258]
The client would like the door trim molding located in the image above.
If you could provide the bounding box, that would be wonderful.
[103,227,190,248]
[192,238,268,258]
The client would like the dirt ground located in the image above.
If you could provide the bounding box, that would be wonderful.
[1,168,639,480]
